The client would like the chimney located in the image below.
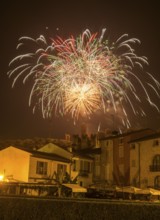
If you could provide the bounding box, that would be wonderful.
[65,134,71,141]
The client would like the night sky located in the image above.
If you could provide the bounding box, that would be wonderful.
[0,0,160,139]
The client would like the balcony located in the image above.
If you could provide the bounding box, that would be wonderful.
[79,170,89,177]
[149,165,160,172]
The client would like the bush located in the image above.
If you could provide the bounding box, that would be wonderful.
[0,196,160,220]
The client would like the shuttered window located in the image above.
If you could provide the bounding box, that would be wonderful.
[36,161,48,175]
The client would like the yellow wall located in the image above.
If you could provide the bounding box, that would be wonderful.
[71,157,93,187]
[0,146,30,182]
[130,139,160,188]
[0,146,70,183]
[28,156,70,183]
[0,146,92,186]
[98,140,113,183]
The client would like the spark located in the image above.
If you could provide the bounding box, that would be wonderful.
[8,29,160,128]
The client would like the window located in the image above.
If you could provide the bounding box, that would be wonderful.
[36,161,48,175]
[72,160,78,171]
[131,144,135,149]
[154,176,160,188]
[57,164,67,174]
[150,155,160,171]
[119,138,123,144]
[153,155,160,167]
[153,139,159,146]
[150,154,160,172]
[65,134,70,141]
[80,160,92,173]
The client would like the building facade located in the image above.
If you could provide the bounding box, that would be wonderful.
[97,129,155,186]
[0,146,70,183]
[38,143,93,187]
[0,143,93,188]
[130,133,160,189]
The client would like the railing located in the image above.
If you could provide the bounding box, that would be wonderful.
[79,170,89,177]
[149,165,160,172]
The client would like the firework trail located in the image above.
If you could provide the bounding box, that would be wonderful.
[8,29,160,128]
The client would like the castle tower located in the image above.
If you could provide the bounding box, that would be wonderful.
[81,123,87,137]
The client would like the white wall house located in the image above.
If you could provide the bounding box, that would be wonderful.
[0,146,30,182]
[0,142,94,188]
[0,146,70,183]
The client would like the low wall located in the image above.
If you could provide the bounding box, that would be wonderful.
[0,196,160,220]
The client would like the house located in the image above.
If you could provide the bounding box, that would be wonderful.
[129,132,160,189]
[38,143,93,187]
[0,140,94,188]
[71,152,93,187]
[0,145,70,183]
[97,128,155,186]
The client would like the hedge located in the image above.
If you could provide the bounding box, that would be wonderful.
[0,196,160,220]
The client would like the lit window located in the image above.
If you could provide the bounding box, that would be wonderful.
[36,161,48,175]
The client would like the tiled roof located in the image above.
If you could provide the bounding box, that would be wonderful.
[99,128,154,140]
[129,132,160,143]
[31,151,71,163]
[0,145,71,163]
[73,147,101,159]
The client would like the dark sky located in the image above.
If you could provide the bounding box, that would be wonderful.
[0,0,160,139]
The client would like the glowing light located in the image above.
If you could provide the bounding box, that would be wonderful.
[8,29,160,128]
[0,175,4,181]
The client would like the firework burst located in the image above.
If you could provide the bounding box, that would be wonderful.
[8,28,160,128]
